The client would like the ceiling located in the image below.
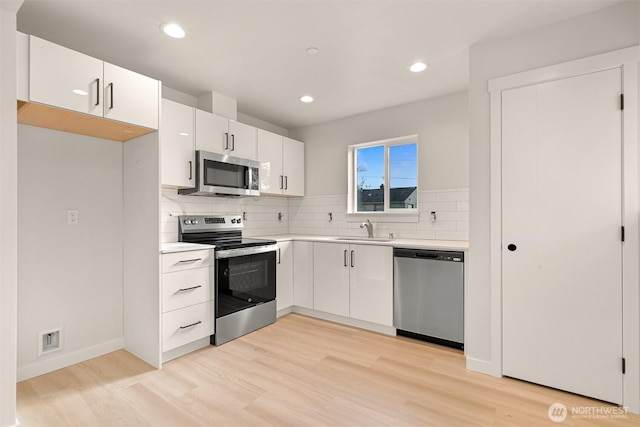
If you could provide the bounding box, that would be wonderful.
[17,0,622,130]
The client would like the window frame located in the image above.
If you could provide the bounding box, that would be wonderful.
[347,135,419,217]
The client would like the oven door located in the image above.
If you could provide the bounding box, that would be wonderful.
[215,247,276,318]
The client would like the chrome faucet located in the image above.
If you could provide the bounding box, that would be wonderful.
[360,219,374,238]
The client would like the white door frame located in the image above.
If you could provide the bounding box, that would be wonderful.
[488,45,640,413]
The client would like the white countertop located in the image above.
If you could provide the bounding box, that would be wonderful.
[160,242,215,254]
[254,234,468,251]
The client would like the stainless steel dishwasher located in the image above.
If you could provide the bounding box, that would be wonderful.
[393,248,464,350]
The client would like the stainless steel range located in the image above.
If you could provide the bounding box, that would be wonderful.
[178,215,278,345]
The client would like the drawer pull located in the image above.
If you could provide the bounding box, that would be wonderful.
[177,285,202,293]
[177,258,202,264]
[179,320,202,330]
[176,285,202,293]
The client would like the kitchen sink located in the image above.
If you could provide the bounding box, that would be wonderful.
[332,237,395,242]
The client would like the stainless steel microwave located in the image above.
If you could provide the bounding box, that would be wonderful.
[178,150,260,197]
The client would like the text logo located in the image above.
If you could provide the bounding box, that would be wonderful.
[548,403,568,423]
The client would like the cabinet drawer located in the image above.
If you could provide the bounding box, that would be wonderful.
[162,301,214,352]
[162,267,213,312]
[162,249,213,273]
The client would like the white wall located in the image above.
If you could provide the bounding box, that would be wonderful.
[17,125,124,381]
[285,91,469,240]
[1,2,23,425]
[289,91,468,196]
[467,0,639,372]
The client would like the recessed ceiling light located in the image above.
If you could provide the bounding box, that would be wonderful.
[410,62,428,73]
[161,23,185,39]
[300,95,314,103]
[306,47,319,55]
[72,89,88,96]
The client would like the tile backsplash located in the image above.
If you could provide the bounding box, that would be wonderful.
[161,188,469,242]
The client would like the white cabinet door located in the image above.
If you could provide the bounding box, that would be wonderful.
[162,301,214,352]
[349,244,393,326]
[103,62,159,129]
[313,242,350,317]
[228,120,257,160]
[161,99,195,188]
[293,241,314,309]
[162,266,213,313]
[283,137,304,196]
[257,129,284,194]
[276,241,294,311]
[195,109,229,155]
[29,35,103,117]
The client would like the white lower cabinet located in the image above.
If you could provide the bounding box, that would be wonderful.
[293,241,314,309]
[276,241,293,311]
[312,242,393,326]
[161,249,215,353]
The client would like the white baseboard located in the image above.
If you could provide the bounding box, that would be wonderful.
[17,338,124,382]
[466,356,501,377]
[162,337,210,364]
[292,306,396,336]
[277,306,293,318]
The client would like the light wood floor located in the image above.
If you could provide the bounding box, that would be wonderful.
[17,313,640,426]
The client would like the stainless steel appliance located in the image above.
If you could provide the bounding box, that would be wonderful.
[178,150,260,197]
[393,248,464,350]
[178,214,277,345]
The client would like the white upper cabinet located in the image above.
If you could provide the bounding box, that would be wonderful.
[160,99,195,189]
[29,35,103,117]
[195,109,257,160]
[28,35,159,129]
[257,130,305,197]
[282,137,305,197]
[103,62,160,129]
[257,129,284,194]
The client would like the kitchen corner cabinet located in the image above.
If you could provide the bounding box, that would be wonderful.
[313,242,393,326]
[28,35,159,130]
[161,249,215,352]
[293,241,314,309]
[161,99,195,188]
[276,241,294,311]
[257,130,305,197]
[195,109,257,160]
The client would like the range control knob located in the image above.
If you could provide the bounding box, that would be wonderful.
[231,219,236,224]
[237,218,242,224]
[192,219,198,225]
[183,219,191,225]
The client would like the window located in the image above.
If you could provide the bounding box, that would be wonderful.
[348,135,418,214]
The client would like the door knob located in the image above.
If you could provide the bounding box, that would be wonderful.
[507,244,517,252]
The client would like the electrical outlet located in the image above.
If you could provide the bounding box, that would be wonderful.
[67,209,79,225]
[38,327,63,356]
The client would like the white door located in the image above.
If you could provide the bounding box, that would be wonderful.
[313,242,350,317]
[502,68,623,404]
[29,36,103,117]
[276,241,294,311]
[257,129,284,194]
[195,110,229,155]
[103,62,159,129]
[228,121,257,160]
[283,137,305,197]
[160,99,194,188]
[350,244,393,326]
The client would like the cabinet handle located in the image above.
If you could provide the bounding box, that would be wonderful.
[231,134,235,151]
[278,247,281,264]
[177,258,202,264]
[351,250,355,268]
[279,175,284,190]
[224,133,229,150]
[94,78,100,106]
[344,250,348,267]
[108,82,114,109]
[177,285,202,293]
[284,176,288,190]
[179,320,202,329]
[188,161,193,180]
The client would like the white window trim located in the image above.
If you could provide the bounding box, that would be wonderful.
[347,134,419,216]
